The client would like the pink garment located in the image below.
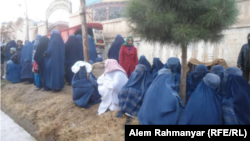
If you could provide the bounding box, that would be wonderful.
[104,59,127,76]
[126,46,133,51]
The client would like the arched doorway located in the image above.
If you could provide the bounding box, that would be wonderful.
[45,0,72,34]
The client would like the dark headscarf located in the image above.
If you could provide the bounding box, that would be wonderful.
[138,68,184,125]
[44,30,65,90]
[108,34,125,62]
[34,36,50,90]
[138,55,151,72]
[65,34,84,85]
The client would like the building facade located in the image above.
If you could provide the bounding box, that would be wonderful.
[1,0,249,68]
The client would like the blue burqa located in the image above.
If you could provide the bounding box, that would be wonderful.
[117,64,154,117]
[178,73,223,125]
[186,64,209,102]
[76,34,84,60]
[33,35,42,51]
[150,58,163,78]
[107,34,125,63]
[45,30,65,90]
[34,36,50,91]
[137,69,185,125]
[221,67,244,125]
[166,57,181,95]
[72,66,101,108]
[223,74,250,125]
[211,65,225,94]
[138,55,151,72]
[88,35,97,63]
[6,40,17,61]
[20,41,34,80]
[5,61,21,83]
[65,34,84,85]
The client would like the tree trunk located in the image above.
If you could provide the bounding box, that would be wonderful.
[80,0,90,63]
[180,45,187,105]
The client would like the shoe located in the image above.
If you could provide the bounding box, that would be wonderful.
[25,81,32,84]
[116,112,123,118]
[34,88,41,91]
[125,117,132,125]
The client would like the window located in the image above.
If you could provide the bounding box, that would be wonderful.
[93,6,125,21]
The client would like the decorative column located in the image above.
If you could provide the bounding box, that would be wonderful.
[106,7,109,21]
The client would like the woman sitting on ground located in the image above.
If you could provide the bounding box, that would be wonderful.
[221,67,250,125]
[71,61,101,108]
[178,73,223,125]
[5,48,21,83]
[137,68,184,125]
[97,59,128,115]
[117,64,154,124]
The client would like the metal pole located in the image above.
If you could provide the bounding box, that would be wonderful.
[80,0,89,63]
[25,0,29,41]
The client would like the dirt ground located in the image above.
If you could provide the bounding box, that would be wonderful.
[1,80,139,141]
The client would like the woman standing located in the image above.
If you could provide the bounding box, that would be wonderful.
[108,34,125,63]
[119,36,138,78]
[44,30,65,92]
[34,36,50,91]
[20,41,34,84]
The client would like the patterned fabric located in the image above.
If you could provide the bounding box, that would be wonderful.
[222,97,239,125]
[32,61,39,73]
[118,64,154,116]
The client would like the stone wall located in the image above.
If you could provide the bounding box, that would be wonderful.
[102,0,250,67]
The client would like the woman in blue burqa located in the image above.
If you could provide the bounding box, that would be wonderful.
[5,48,21,83]
[221,67,250,125]
[5,40,17,61]
[137,68,184,125]
[150,57,163,78]
[178,73,223,125]
[65,34,84,85]
[165,57,181,95]
[71,61,101,108]
[107,34,125,63]
[34,36,50,91]
[44,30,65,92]
[88,35,98,64]
[76,34,84,60]
[117,64,154,123]
[186,64,209,103]
[210,65,225,95]
[32,35,42,64]
[138,55,151,72]
[20,41,34,84]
